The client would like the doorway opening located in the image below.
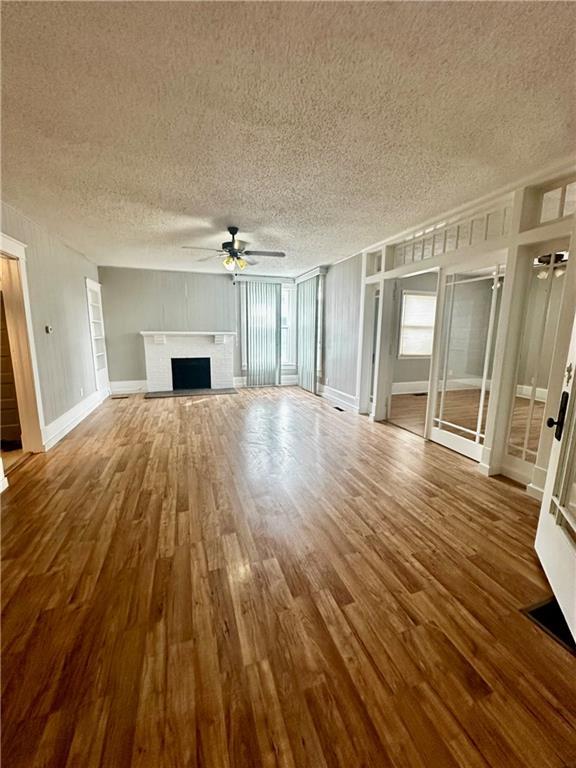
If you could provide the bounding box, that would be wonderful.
[0,290,25,472]
[387,271,438,437]
[0,240,44,490]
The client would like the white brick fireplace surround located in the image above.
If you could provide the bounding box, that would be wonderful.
[140,331,236,392]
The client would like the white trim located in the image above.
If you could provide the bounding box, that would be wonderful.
[392,378,489,396]
[527,464,548,499]
[391,380,430,395]
[234,274,295,284]
[355,157,575,260]
[0,474,9,493]
[355,253,369,410]
[233,374,298,388]
[295,266,328,284]
[0,233,27,260]
[110,380,148,395]
[430,426,484,461]
[501,454,533,486]
[0,233,45,453]
[318,384,359,412]
[526,482,544,502]
[42,389,108,451]
[139,330,236,337]
[366,244,508,284]
[515,384,548,402]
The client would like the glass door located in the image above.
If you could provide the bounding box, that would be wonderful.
[431,266,504,460]
[505,253,568,477]
[535,310,576,641]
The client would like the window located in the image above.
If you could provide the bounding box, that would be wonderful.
[281,284,297,367]
[398,291,436,358]
[240,283,296,369]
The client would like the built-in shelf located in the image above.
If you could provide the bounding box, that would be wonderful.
[86,278,109,391]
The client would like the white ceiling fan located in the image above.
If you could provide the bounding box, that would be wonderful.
[182,226,286,272]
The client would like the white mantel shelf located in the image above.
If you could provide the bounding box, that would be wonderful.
[139,331,236,336]
[140,330,236,346]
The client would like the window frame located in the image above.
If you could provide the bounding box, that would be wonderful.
[240,282,297,370]
[397,289,437,359]
[281,283,297,369]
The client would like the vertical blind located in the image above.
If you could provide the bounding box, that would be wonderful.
[246,281,281,386]
[297,276,319,393]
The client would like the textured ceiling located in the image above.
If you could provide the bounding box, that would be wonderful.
[2,2,575,276]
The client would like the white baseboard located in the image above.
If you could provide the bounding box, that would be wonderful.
[0,474,9,493]
[110,380,148,395]
[389,381,547,401]
[391,380,429,395]
[233,374,299,387]
[391,377,487,395]
[526,464,547,500]
[516,384,548,402]
[526,483,544,501]
[318,384,359,412]
[42,388,109,450]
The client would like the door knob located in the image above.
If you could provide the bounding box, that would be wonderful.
[546,391,569,441]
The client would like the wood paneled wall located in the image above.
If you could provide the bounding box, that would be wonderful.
[323,254,362,396]
[99,267,239,381]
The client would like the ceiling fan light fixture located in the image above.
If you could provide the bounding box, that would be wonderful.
[236,257,248,270]
[223,256,236,272]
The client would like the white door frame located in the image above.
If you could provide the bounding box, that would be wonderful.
[429,261,505,461]
[535,304,576,640]
[0,234,45,490]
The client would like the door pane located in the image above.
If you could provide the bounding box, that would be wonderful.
[435,269,503,445]
[506,256,567,464]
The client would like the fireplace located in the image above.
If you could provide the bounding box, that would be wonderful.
[140,332,236,392]
[171,357,211,390]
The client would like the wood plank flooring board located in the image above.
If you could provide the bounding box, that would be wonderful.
[2,389,576,767]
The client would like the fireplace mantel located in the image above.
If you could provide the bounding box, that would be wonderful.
[140,330,236,345]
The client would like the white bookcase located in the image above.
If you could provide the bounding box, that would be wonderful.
[85,278,109,394]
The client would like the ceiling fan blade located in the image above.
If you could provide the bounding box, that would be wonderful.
[243,250,286,258]
[181,246,222,252]
[195,253,220,262]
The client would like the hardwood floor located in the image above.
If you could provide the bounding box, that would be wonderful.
[388,392,429,436]
[2,388,575,768]
[389,390,545,456]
